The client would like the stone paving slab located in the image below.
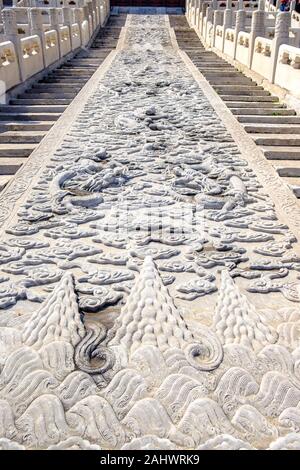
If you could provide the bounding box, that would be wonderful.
[0,15,300,451]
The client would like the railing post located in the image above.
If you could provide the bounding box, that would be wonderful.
[234,0,246,58]
[248,0,266,68]
[212,9,224,47]
[199,1,208,35]
[87,1,95,32]
[204,0,217,41]
[92,0,98,27]
[224,0,233,30]
[49,7,62,58]
[74,7,84,45]
[270,11,291,82]
[222,0,233,52]
[194,0,201,27]
[194,0,201,30]
[29,7,46,67]
[82,4,91,37]
[104,0,110,21]
[62,6,72,27]
[99,0,105,26]
[2,7,24,82]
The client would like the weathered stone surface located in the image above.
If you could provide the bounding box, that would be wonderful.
[0,14,300,450]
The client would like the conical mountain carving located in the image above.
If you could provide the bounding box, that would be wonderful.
[23,273,86,349]
[214,270,278,349]
[109,257,223,371]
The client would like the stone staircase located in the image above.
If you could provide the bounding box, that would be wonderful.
[0,14,127,193]
[170,15,300,200]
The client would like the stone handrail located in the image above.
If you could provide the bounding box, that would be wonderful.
[20,34,43,80]
[44,28,59,66]
[0,0,109,94]
[275,44,300,98]
[0,40,20,89]
[291,10,300,27]
[279,43,300,67]
[186,0,300,102]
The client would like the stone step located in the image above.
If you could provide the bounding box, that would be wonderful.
[188,54,229,58]
[61,65,97,71]
[0,143,36,157]
[214,87,270,96]
[59,70,96,76]
[238,115,300,124]
[34,83,81,91]
[226,101,284,108]
[199,67,236,72]
[53,69,93,75]
[271,160,300,177]
[0,105,66,113]
[253,134,300,146]
[0,113,61,121]
[73,55,105,60]
[0,157,27,174]
[221,94,279,102]
[262,146,300,159]
[64,62,99,68]
[80,50,110,57]
[192,61,230,65]
[25,92,76,99]
[243,123,300,133]
[193,66,233,71]
[202,71,248,76]
[42,78,88,84]
[282,176,300,197]
[11,98,72,105]
[47,74,92,80]
[231,107,295,116]
[0,121,55,131]
[204,77,255,85]
[92,40,120,45]
[0,130,46,143]
[0,175,11,190]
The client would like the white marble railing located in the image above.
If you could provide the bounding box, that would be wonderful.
[20,34,43,79]
[291,10,300,27]
[0,0,110,93]
[186,0,300,99]
[44,29,59,66]
[0,40,20,89]
[275,43,300,97]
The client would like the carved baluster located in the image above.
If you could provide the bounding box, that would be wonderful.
[204,0,217,42]
[98,1,105,27]
[248,0,266,67]
[87,1,95,33]
[234,0,246,58]
[212,9,224,47]
[1,8,23,82]
[270,11,291,81]
[29,7,46,67]
[49,7,61,58]
[199,1,208,35]
[73,8,83,45]
[222,0,233,52]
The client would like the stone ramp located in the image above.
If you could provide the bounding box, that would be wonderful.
[0,14,127,193]
[1,13,300,451]
[170,14,300,201]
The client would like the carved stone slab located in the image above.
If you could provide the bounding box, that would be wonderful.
[0,15,300,450]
